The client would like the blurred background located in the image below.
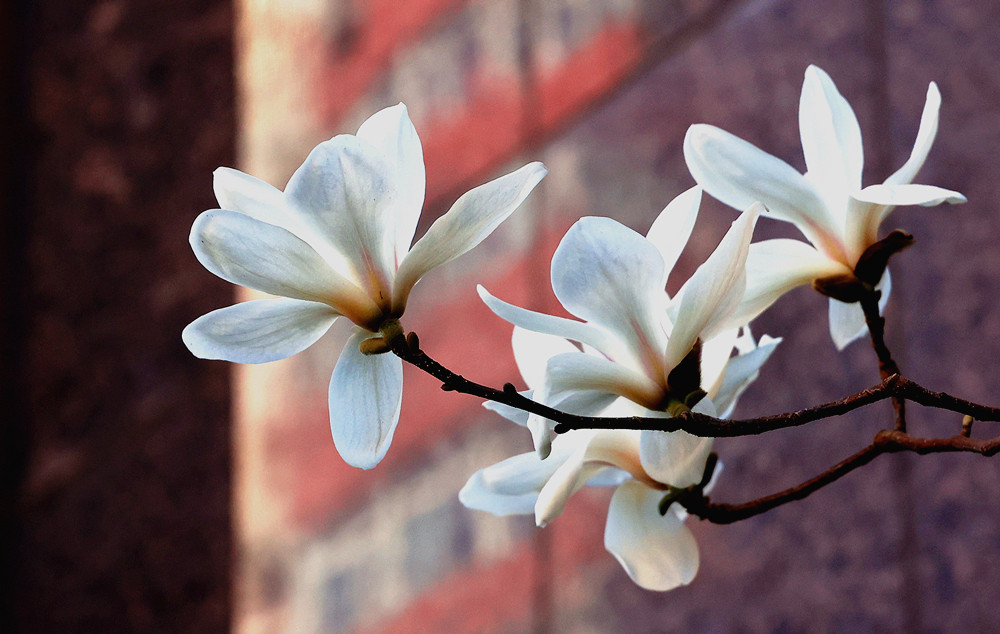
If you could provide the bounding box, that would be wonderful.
[4,0,1000,631]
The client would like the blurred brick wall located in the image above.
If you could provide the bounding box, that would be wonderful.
[233,0,1000,632]
[3,0,234,631]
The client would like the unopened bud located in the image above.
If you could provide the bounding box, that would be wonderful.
[813,274,866,303]
[359,336,391,355]
[854,230,914,286]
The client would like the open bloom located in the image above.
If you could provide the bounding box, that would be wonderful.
[479,188,767,456]
[464,190,779,590]
[183,103,546,468]
[684,65,966,348]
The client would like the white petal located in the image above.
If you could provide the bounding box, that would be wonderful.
[639,429,714,488]
[190,209,384,329]
[713,333,782,418]
[526,388,621,459]
[645,186,701,281]
[731,238,852,325]
[854,183,967,208]
[535,430,643,526]
[512,326,578,390]
[459,448,572,517]
[328,333,404,469]
[604,480,699,591]
[799,65,864,200]
[356,103,425,261]
[459,468,538,516]
[885,82,941,186]
[393,162,546,310]
[527,351,632,458]
[684,125,844,258]
[699,327,739,400]
[846,183,964,263]
[183,298,338,364]
[551,217,670,376]
[483,389,533,426]
[284,135,398,304]
[666,206,758,373]
[458,466,538,517]
[544,352,665,412]
[478,285,620,358]
[828,269,891,350]
[213,167,288,228]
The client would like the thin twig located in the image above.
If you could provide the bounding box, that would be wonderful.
[682,430,1000,524]
[860,290,907,430]
[390,333,901,437]
[391,331,1000,525]
[391,333,1000,437]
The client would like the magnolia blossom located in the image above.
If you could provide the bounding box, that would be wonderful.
[684,65,966,348]
[183,104,546,468]
[464,190,779,590]
[479,188,764,456]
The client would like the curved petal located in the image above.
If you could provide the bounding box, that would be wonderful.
[666,206,758,374]
[544,352,665,412]
[645,186,701,282]
[699,327,739,400]
[684,125,843,258]
[551,217,670,376]
[828,269,891,350]
[190,209,384,329]
[535,430,644,526]
[183,298,338,364]
[328,332,404,469]
[284,135,398,305]
[640,423,714,489]
[483,389,533,426]
[356,103,425,261]
[713,333,782,418]
[604,480,699,591]
[799,65,864,204]
[213,167,288,227]
[885,82,941,186]
[526,387,620,458]
[459,447,572,516]
[731,238,852,326]
[511,326,579,390]
[459,468,538,516]
[846,185,965,263]
[854,183,967,208]
[393,162,546,311]
[478,286,620,359]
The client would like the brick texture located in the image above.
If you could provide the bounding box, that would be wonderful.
[232,0,1000,632]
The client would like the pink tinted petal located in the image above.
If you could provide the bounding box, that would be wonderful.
[285,135,398,306]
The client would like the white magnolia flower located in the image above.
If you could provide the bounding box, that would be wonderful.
[183,103,546,469]
[480,188,766,457]
[684,65,966,348]
[461,327,776,591]
[463,190,779,590]
[461,423,704,592]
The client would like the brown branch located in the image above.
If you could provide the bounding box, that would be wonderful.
[390,332,903,437]
[391,329,1000,525]
[391,332,1000,438]
[682,429,1000,524]
[859,289,907,430]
